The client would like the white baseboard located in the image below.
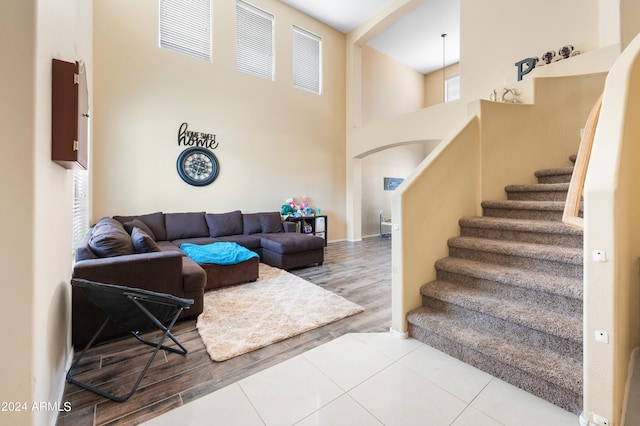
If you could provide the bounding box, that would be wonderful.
[50,346,75,426]
[578,412,589,426]
[389,327,408,339]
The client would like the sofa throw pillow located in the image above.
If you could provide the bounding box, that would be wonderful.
[131,226,161,253]
[93,216,122,230]
[88,221,135,257]
[259,212,284,233]
[113,212,166,241]
[75,230,98,261]
[243,213,262,235]
[205,210,243,237]
[165,212,208,241]
[123,218,157,241]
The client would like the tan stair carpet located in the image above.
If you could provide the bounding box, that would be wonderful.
[406,155,584,414]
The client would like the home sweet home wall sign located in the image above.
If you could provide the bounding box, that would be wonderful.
[175,122,220,186]
[177,122,218,149]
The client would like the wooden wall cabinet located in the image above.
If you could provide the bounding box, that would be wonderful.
[52,59,88,170]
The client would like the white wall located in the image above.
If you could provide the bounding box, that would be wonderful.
[93,0,347,239]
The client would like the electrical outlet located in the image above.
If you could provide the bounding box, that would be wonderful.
[592,250,607,262]
[592,413,609,426]
[595,330,609,344]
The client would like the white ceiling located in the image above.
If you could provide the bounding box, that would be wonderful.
[280,0,460,75]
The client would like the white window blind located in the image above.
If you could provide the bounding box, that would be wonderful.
[293,26,321,94]
[159,0,211,61]
[445,75,460,102]
[72,170,90,253]
[236,0,274,80]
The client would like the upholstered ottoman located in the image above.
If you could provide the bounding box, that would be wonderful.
[259,233,325,270]
[199,256,259,290]
[180,242,260,290]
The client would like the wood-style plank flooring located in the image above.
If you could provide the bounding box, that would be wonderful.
[57,237,392,426]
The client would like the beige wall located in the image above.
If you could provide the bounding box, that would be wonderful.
[621,0,640,50]
[0,0,93,425]
[392,117,482,332]
[360,142,437,237]
[481,73,606,201]
[361,45,425,124]
[0,2,36,424]
[93,0,347,239]
[460,0,601,102]
[424,62,460,107]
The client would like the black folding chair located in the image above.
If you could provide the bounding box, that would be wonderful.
[66,279,193,402]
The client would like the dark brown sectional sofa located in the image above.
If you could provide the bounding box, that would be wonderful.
[71,210,325,347]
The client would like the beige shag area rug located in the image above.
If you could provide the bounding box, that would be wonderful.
[196,263,364,362]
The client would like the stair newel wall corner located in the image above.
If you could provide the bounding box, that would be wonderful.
[391,117,481,334]
[581,33,640,426]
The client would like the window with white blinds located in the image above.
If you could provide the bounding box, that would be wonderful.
[72,170,90,253]
[293,26,321,94]
[159,0,211,61]
[236,0,274,80]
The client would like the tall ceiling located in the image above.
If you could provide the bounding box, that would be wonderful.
[280,0,460,75]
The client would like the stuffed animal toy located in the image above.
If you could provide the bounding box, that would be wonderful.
[281,197,298,216]
[281,204,295,216]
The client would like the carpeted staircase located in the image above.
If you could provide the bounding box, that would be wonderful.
[406,157,583,414]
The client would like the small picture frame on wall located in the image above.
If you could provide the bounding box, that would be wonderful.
[384,177,404,191]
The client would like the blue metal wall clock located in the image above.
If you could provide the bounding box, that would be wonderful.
[176,147,219,186]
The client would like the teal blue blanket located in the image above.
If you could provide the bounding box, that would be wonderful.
[180,242,259,265]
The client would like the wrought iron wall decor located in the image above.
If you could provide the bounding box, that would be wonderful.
[176,123,220,186]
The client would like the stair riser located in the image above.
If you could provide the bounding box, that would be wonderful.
[420,297,582,357]
[506,191,568,201]
[448,246,583,280]
[435,269,583,313]
[459,226,583,249]
[537,174,572,184]
[408,323,582,414]
[483,207,564,221]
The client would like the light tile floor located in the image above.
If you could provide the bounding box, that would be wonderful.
[145,333,579,426]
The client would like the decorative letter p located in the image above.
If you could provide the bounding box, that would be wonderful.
[515,57,536,81]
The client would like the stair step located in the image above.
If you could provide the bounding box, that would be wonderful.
[505,183,569,201]
[482,200,566,221]
[420,279,582,344]
[435,257,583,302]
[447,236,582,279]
[407,306,582,413]
[534,167,574,183]
[459,216,583,248]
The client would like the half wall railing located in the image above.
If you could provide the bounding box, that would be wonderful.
[562,94,603,229]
